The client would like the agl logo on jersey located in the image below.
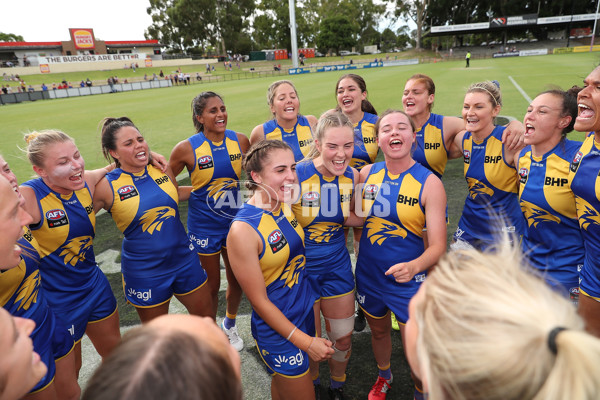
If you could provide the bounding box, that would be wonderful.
[46,209,68,228]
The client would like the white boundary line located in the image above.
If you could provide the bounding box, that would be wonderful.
[508,75,532,104]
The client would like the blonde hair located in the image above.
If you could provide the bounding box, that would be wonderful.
[267,80,298,118]
[23,130,74,168]
[466,80,502,107]
[415,239,600,400]
[303,110,354,160]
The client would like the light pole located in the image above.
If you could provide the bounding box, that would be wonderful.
[289,0,299,68]
[591,0,600,51]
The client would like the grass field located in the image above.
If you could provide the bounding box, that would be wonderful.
[2,52,599,399]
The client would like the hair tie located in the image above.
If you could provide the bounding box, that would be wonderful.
[491,80,500,88]
[25,131,40,144]
[547,326,567,355]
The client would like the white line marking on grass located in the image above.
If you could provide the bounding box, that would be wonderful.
[509,76,532,103]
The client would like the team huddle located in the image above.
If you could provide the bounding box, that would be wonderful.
[2,67,600,400]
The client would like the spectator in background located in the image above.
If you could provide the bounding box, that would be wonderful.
[86,78,93,87]
[159,69,164,77]
[1,85,7,94]
[41,83,48,91]
[107,77,116,93]
[465,51,471,67]
[80,80,85,88]
[28,85,34,93]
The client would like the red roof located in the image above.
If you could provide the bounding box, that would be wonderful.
[104,40,159,45]
[0,41,62,47]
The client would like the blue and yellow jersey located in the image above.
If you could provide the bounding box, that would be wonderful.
[569,134,600,283]
[292,160,354,273]
[457,126,525,247]
[518,140,584,284]
[355,161,431,292]
[233,203,315,344]
[105,165,191,275]
[351,112,378,170]
[262,115,313,162]
[22,178,102,307]
[412,113,448,178]
[1,230,45,323]
[187,129,243,234]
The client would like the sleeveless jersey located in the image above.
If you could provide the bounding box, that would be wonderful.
[351,112,378,170]
[355,161,431,292]
[187,129,243,234]
[292,160,354,274]
[262,115,313,162]
[568,134,600,286]
[1,231,47,326]
[457,126,525,247]
[518,140,584,284]
[22,179,104,308]
[412,113,448,178]
[105,165,191,276]
[233,203,315,344]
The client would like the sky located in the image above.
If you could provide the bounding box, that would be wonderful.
[2,0,407,44]
[2,0,154,42]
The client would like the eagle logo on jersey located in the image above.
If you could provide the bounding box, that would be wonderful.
[139,207,176,234]
[307,223,341,243]
[207,178,238,202]
[575,196,600,230]
[365,216,407,245]
[280,254,306,288]
[466,178,495,199]
[520,200,560,228]
[352,159,368,170]
[60,236,93,266]
[14,270,41,311]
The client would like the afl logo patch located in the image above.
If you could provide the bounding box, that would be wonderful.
[46,209,68,228]
[570,151,583,173]
[118,185,139,201]
[463,150,471,164]
[268,229,288,253]
[198,155,214,170]
[301,191,320,207]
[363,184,379,200]
[518,167,529,184]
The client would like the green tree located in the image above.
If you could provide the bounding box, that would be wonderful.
[359,26,381,48]
[316,15,358,54]
[388,0,430,50]
[380,28,397,52]
[0,33,24,42]
[145,0,254,54]
[253,0,313,50]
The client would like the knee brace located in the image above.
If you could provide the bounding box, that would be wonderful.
[325,315,354,362]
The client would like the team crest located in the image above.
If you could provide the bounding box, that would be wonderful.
[60,236,93,266]
[268,229,288,253]
[520,201,560,228]
[139,207,176,234]
[575,196,600,230]
[280,254,305,288]
[365,216,407,245]
[466,178,494,199]
[14,270,41,311]
[308,223,341,243]
[207,178,238,202]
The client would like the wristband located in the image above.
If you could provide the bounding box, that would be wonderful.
[286,327,297,341]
